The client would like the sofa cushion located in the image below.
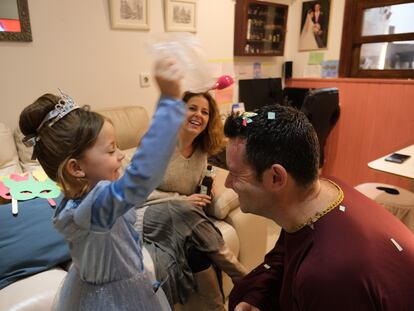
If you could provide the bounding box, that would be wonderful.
[205,166,239,220]
[208,188,240,220]
[0,195,70,289]
[13,127,42,173]
[0,123,22,176]
[98,105,149,151]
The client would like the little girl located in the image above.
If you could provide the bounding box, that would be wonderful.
[18,58,185,311]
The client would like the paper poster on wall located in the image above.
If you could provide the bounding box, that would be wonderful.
[207,59,235,79]
[222,62,235,78]
[235,64,252,78]
[321,60,339,78]
[214,85,234,105]
[303,65,321,77]
[308,52,324,65]
[260,63,279,78]
[213,82,235,121]
[253,62,262,78]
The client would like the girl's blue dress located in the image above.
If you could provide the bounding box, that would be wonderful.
[52,97,185,311]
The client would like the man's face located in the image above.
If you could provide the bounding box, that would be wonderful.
[225,138,268,215]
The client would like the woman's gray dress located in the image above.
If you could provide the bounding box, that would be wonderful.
[137,148,226,305]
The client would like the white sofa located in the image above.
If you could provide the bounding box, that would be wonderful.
[0,105,268,310]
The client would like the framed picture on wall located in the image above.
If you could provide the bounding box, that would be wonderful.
[165,0,197,32]
[109,0,149,30]
[299,0,331,51]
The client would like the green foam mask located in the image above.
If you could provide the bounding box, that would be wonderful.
[2,174,61,201]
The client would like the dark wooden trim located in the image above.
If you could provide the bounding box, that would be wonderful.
[353,69,414,79]
[234,0,246,55]
[234,0,288,56]
[350,45,361,77]
[288,77,414,84]
[356,33,414,43]
[339,0,358,77]
[339,0,414,79]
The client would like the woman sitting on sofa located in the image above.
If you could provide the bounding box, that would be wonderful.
[135,91,247,310]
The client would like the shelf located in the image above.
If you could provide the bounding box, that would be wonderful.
[234,0,288,57]
[263,24,283,30]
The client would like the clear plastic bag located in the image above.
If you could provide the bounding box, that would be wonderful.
[148,33,213,93]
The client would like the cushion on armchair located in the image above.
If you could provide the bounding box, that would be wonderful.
[207,188,239,220]
[0,123,22,176]
[98,105,149,151]
[205,166,239,220]
[13,127,43,173]
[0,195,70,289]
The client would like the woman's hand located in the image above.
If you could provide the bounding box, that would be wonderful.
[154,57,183,99]
[235,302,261,311]
[187,193,211,208]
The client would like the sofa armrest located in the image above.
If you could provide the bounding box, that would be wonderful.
[98,106,149,151]
[13,127,43,173]
[225,209,267,271]
[204,166,239,220]
[0,123,22,176]
[0,268,66,311]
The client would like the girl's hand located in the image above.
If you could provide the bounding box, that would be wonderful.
[154,57,183,99]
[187,193,211,208]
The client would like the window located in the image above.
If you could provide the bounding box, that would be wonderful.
[339,0,414,78]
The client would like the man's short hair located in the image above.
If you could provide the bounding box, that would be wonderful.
[224,105,320,187]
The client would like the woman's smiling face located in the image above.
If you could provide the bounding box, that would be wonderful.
[183,95,210,136]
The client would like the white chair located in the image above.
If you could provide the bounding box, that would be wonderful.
[355,182,414,233]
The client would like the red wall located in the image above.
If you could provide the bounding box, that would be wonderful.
[286,78,414,190]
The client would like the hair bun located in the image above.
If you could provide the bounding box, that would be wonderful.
[19,94,60,136]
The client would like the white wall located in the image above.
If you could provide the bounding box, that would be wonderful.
[0,0,238,129]
[0,0,345,129]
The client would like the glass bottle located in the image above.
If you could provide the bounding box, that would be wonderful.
[197,165,214,196]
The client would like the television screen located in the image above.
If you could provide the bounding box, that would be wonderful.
[238,78,283,112]
[0,19,21,32]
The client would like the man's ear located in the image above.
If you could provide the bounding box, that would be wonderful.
[266,164,287,190]
[65,159,86,178]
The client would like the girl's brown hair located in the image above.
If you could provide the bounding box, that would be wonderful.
[182,91,225,156]
[19,94,105,199]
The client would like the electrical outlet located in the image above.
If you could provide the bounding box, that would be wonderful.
[140,73,151,87]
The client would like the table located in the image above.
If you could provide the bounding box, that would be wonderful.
[368,144,414,180]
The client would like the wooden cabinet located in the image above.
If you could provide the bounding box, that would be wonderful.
[234,0,288,56]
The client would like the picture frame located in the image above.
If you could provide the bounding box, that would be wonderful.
[0,0,32,42]
[165,0,197,33]
[109,0,149,30]
[299,0,331,51]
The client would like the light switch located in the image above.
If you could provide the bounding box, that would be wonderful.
[140,73,151,87]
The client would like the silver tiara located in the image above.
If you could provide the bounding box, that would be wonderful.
[22,89,80,148]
